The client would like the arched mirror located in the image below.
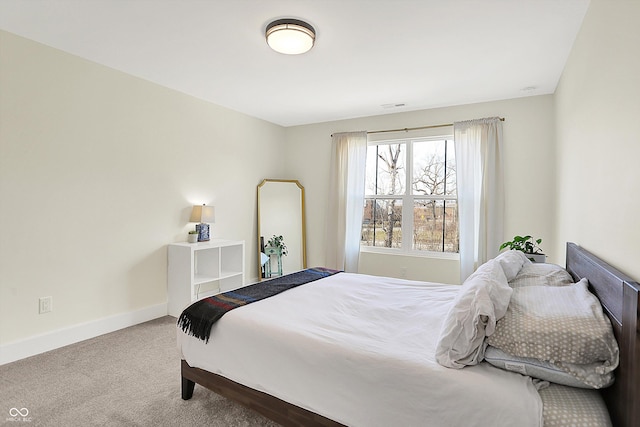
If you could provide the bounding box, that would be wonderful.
[257,179,307,279]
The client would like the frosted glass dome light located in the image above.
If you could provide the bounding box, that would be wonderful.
[266,19,316,55]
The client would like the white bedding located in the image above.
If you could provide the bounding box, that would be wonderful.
[177,272,543,427]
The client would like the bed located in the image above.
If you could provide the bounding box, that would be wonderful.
[177,243,639,427]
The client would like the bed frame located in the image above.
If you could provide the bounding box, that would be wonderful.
[181,242,639,427]
[564,242,639,427]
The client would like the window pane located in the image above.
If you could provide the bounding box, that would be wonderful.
[445,139,456,195]
[361,198,403,248]
[443,199,459,252]
[365,143,406,195]
[412,199,459,252]
[412,139,446,196]
[412,199,443,251]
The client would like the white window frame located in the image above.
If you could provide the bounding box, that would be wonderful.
[360,135,459,259]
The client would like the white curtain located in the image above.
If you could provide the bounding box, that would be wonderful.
[454,117,504,282]
[325,131,368,272]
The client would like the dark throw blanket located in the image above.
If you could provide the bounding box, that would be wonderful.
[178,267,340,342]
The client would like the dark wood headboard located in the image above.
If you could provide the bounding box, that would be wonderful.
[565,242,639,427]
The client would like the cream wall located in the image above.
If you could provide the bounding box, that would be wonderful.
[554,0,640,280]
[285,95,557,284]
[0,31,285,349]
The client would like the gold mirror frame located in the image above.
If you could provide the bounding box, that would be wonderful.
[257,179,307,279]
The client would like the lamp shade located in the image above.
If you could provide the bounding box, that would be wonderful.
[190,204,215,223]
[266,19,315,55]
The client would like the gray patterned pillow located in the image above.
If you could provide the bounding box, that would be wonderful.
[486,278,619,388]
[539,383,612,427]
[509,263,574,288]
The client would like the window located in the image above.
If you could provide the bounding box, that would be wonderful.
[361,136,458,254]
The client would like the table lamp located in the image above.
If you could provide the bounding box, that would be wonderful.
[190,204,215,242]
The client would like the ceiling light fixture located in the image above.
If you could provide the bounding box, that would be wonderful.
[266,18,315,55]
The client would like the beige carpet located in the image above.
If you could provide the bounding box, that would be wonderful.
[0,316,280,426]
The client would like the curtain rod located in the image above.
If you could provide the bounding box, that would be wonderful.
[366,117,505,135]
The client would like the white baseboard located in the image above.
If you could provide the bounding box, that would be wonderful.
[0,303,168,366]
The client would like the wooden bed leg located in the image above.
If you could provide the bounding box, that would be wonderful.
[182,376,195,400]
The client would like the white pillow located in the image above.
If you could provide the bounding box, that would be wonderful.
[435,260,513,369]
[494,250,530,281]
[484,346,613,389]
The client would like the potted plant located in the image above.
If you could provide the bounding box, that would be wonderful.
[499,235,546,263]
[188,230,199,243]
[267,235,288,256]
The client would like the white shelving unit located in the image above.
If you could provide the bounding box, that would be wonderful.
[167,239,245,317]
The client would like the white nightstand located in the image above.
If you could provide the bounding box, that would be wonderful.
[167,239,245,317]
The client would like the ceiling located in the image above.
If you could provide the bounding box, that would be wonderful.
[0,0,590,127]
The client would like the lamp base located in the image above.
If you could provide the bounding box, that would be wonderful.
[196,223,210,242]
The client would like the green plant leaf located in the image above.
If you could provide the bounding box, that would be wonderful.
[499,235,543,254]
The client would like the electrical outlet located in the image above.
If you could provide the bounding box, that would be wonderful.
[400,267,407,278]
[39,296,52,314]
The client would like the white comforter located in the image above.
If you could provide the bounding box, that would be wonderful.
[177,272,543,427]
